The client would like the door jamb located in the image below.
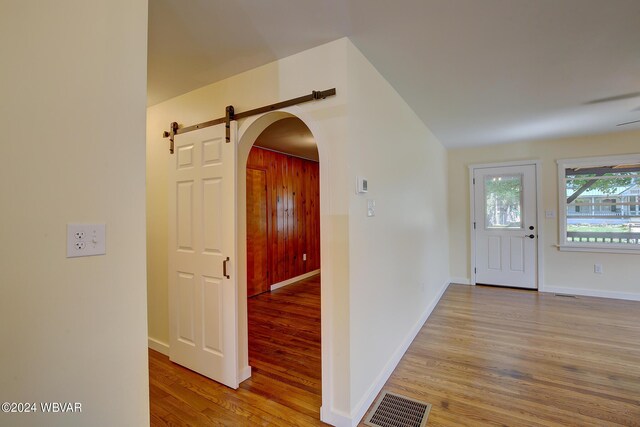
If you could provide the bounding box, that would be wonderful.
[468,160,544,290]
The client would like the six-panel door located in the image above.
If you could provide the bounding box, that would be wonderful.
[168,123,238,388]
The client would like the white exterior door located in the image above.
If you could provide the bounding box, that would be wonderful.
[473,164,537,289]
[168,122,238,388]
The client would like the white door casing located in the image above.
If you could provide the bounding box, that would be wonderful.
[168,122,238,388]
[473,164,538,289]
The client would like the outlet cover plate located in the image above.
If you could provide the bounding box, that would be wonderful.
[67,223,106,258]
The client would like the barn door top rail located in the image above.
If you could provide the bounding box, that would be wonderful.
[162,88,336,154]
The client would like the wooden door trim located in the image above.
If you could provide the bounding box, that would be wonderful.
[468,160,544,290]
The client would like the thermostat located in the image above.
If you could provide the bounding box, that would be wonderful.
[356,176,368,194]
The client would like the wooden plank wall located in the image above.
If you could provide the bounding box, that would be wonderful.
[246,168,269,297]
[247,147,320,288]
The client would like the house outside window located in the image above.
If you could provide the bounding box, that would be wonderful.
[558,154,640,253]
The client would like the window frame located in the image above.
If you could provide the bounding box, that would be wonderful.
[557,154,640,254]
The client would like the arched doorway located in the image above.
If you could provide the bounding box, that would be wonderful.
[236,108,331,420]
[245,117,320,297]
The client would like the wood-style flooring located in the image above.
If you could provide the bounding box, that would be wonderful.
[150,274,324,426]
[246,274,322,419]
[150,281,640,426]
[359,284,640,427]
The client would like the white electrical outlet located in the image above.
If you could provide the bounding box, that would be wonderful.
[303,253,307,261]
[67,223,106,258]
[594,263,603,274]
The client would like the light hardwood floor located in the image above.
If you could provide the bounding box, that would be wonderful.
[360,284,640,426]
[150,282,640,426]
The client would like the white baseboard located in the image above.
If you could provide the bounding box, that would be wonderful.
[450,277,471,285]
[238,365,252,383]
[320,406,352,427]
[148,337,170,356]
[270,269,320,291]
[543,286,640,302]
[348,279,450,427]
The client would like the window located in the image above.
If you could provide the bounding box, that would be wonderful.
[609,198,617,213]
[558,155,640,252]
[484,174,522,229]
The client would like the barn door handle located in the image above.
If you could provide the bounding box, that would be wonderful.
[223,257,230,279]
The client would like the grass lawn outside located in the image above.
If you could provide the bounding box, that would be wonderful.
[567,224,631,233]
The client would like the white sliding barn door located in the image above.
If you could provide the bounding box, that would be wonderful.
[473,164,538,289]
[168,122,238,388]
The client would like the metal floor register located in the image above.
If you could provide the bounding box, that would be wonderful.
[364,391,432,427]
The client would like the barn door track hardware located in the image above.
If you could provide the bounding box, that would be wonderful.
[162,88,336,153]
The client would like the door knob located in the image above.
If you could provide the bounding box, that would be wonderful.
[525,234,535,239]
[529,226,534,230]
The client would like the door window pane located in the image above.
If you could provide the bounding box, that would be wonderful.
[485,174,522,229]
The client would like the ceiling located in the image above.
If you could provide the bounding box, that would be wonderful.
[148,0,640,148]
[254,118,318,162]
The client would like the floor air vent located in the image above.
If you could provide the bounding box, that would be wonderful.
[364,391,431,427]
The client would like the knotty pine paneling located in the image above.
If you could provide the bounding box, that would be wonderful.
[246,147,320,292]
[246,168,269,296]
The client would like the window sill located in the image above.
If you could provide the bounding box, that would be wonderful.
[557,244,640,254]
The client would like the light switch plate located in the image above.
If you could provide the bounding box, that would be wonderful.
[367,199,376,217]
[67,223,106,258]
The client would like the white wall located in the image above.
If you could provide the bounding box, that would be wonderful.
[147,38,353,419]
[147,38,450,426]
[345,43,450,423]
[449,129,640,298]
[0,1,149,426]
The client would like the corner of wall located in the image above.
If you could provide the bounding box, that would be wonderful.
[342,37,451,423]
